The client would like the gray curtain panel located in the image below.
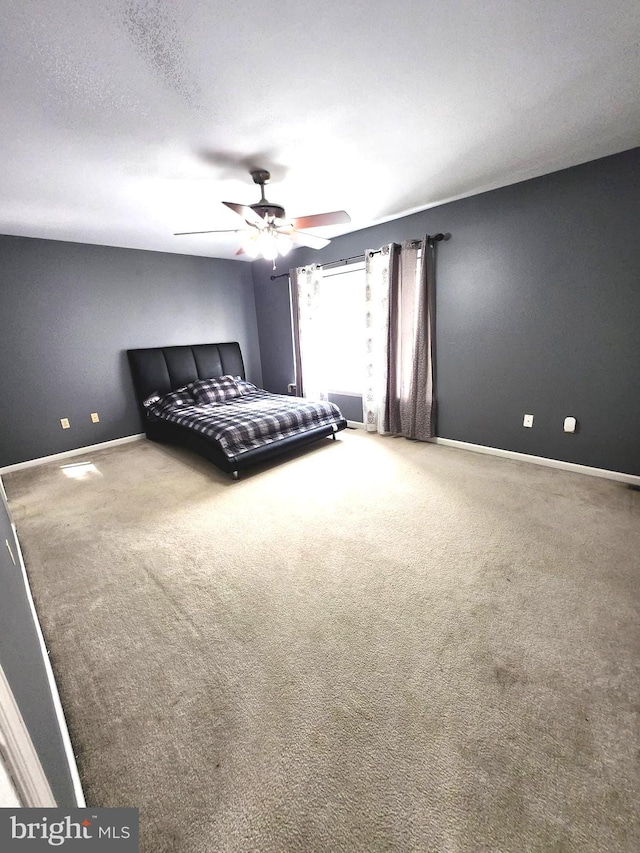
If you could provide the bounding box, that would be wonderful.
[383,243,402,432]
[412,237,436,439]
[386,237,436,440]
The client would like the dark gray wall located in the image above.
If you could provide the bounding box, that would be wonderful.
[252,148,640,476]
[0,236,261,467]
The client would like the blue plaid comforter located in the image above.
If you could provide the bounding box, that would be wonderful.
[147,389,344,460]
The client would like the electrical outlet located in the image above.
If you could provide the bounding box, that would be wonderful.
[523,414,534,428]
[60,418,70,429]
[91,412,100,423]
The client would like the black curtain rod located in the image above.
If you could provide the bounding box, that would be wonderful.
[269,252,364,281]
[269,233,447,280]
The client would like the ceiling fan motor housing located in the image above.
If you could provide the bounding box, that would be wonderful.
[251,169,271,185]
[250,202,286,220]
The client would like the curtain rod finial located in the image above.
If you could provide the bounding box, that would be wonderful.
[428,232,451,245]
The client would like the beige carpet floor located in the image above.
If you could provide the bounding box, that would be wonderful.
[4,431,640,852]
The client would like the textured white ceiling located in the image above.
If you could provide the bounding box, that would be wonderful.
[1,0,639,260]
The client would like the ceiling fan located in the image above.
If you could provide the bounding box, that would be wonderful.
[174,169,351,260]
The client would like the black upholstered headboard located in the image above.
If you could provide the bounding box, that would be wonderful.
[127,342,245,404]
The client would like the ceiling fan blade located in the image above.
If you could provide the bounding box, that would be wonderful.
[222,201,264,227]
[173,229,241,236]
[291,231,332,250]
[290,210,351,230]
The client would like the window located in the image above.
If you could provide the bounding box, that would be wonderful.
[316,262,366,396]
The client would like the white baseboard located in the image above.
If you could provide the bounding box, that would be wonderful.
[0,434,145,475]
[433,437,640,486]
[3,431,636,486]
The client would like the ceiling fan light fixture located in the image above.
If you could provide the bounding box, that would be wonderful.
[275,232,293,256]
[260,242,278,262]
[240,227,294,261]
[240,233,261,258]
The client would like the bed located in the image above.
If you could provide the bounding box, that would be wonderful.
[127,342,347,478]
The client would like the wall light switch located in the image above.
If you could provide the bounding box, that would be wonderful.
[563,416,577,433]
[91,412,100,423]
[60,418,70,429]
[523,414,534,428]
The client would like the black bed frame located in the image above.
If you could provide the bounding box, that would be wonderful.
[127,342,346,478]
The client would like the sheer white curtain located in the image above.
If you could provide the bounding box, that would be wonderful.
[364,237,436,440]
[289,263,328,401]
[363,244,396,432]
